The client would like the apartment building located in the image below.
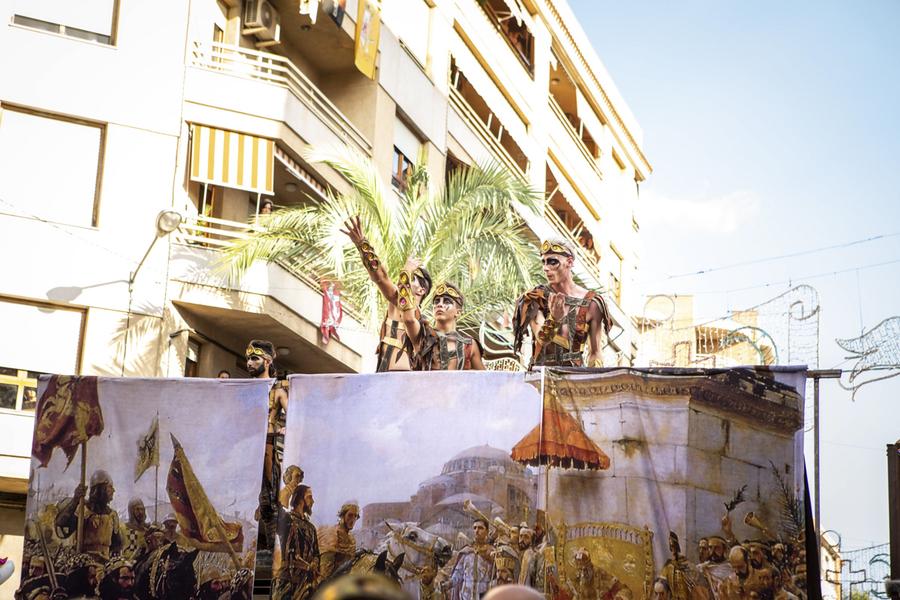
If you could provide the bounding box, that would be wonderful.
[637,295,778,367]
[0,0,650,586]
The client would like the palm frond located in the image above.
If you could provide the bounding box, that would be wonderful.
[221,147,544,337]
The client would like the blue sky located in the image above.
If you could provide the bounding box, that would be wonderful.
[569,0,900,548]
[284,372,541,528]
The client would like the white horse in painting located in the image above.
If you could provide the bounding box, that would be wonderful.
[376,521,452,599]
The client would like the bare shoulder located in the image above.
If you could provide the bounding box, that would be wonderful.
[570,284,589,299]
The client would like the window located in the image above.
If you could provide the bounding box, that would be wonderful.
[12,0,118,45]
[393,117,421,193]
[478,0,534,75]
[0,298,84,412]
[0,107,104,227]
[392,148,415,193]
[0,368,44,412]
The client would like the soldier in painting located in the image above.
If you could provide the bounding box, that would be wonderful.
[55,470,122,561]
[273,485,320,600]
[660,532,693,600]
[120,498,150,560]
[317,501,360,580]
[447,518,494,600]
[98,557,135,600]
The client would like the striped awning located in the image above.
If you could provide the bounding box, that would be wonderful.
[190,124,274,195]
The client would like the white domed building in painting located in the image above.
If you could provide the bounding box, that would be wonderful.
[359,445,537,549]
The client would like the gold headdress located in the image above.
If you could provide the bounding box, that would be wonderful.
[246,340,275,361]
[432,282,464,307]
[540,240,574,257]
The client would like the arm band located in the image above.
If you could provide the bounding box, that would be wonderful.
[397,270,415,312]
[357,239,380,272]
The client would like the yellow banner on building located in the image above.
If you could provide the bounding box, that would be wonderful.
[189,124,274,195]
[354,0,381,79]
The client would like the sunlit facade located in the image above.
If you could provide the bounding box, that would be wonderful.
[0,0,650,585]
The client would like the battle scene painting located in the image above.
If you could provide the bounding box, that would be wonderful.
[277,368,811,600]
[276,371,543,600]
[16,376,270,600]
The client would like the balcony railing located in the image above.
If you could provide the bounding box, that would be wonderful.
[190,41,372,156]
[176,214,365,322]
[449,86,527,179]
[549,96,603,181]
[177,214,262,248]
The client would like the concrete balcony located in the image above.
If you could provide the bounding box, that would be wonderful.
[186,41,372,157]
[453,0,540,117]
[171,215,377,374]
[448,86,526,179]
[547,96,604,198]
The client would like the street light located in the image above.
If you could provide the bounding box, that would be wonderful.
[121,209,183,376]
[131,209,184,285]
[156,209,183,235]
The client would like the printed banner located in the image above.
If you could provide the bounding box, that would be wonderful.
[543,368,808,600]
[354,0,381,79]
[17,376,270,600]
[275,367,809,600]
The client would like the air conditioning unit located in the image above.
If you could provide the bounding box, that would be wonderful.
[243,0,280,42]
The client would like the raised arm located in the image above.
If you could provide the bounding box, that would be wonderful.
[397,257,423,344]
[341,216,399,306]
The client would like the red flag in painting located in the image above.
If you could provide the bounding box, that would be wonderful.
[32,376,103,468]
[166,434,243,549]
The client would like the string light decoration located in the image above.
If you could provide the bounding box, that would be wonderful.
[836,316,900,401]
[637,284,821,369]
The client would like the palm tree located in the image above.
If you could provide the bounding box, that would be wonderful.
[222,147,543,331]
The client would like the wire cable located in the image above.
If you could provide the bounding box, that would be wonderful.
[660,231,900,280]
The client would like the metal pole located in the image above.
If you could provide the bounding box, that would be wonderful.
[806,369,840,580]
[888,441,900,579]
[814,375,821,557]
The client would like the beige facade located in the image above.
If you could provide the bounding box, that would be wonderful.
[638,295,777,368]
[0,0,649,587]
